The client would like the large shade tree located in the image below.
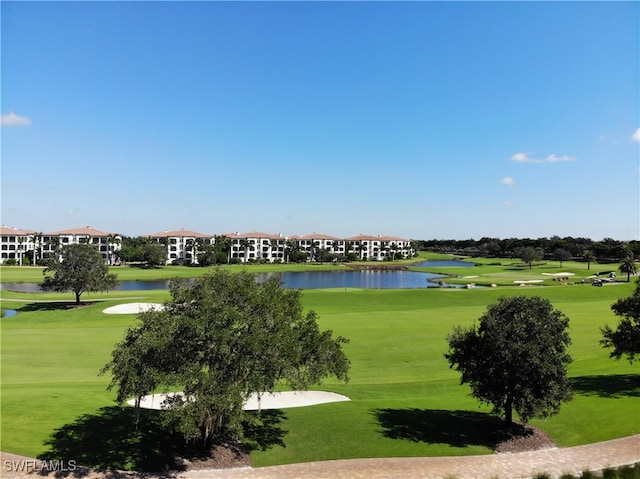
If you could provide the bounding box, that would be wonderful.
[601,278,640,363]
[102,269,350,447]
[445,295,572,426]
[514,246,544,269]
[42,243,118,304]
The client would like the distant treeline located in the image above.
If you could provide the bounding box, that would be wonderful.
[415,237,640,263]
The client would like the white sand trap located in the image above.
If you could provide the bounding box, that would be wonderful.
[513,279,544,284]
[542,272,575,277]
[128,390,350,411]
[243,391,350,410]
[103,302,165,314]
[462,275,479,279]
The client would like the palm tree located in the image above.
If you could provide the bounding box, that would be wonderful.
[583,250,596,270]
[17,236,26,265]
[284,240,295,263]
[48,236,61,262]
[107,234,119,266]
[618,254,638,282]
[185,238,199,265]
[344,241,353,260]
[158,236,170,265]
[391,242,400,261]
[331,240,341,258]
[239,238,254,263]
[215,235,232,263]
[269,239,280,262]
[31,232,43,265]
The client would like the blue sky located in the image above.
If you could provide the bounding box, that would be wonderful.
[2,1,638,240]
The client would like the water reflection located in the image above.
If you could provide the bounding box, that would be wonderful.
[257,270,450,289]
[1,270,459,292]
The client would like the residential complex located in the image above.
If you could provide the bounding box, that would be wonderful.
[1,226,122,265]
[1,226,415,265]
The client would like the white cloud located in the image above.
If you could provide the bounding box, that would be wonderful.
[511,152,531,163]
[504,201,513,207]
[632,128,640,142]
[1,111,32,126]
[500,177,515,186]
[546,154,574,163]
[510,152,575,164]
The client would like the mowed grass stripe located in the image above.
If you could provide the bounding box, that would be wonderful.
[1,280,638,465]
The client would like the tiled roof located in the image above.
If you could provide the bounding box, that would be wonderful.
[0,226,36,236]
[345,234,380,241]
[1,225,413,244]
[296,233,341,241]
[378,235,411,242]
[235,231,284,240]
[147,229,212,238]
[345,234,411,242]
[44,226,118,236]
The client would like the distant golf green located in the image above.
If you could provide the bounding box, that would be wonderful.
[1,258,637,468]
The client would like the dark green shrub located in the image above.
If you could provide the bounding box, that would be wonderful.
[580,470,598,479]
[618,464,640,479]
[602,467,618,479]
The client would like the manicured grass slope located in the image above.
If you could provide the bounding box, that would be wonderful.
[1,279,638,467]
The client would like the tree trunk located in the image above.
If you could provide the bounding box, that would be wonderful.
[504,394,513,426]
[134,396,141,429]
[75,291,81,304]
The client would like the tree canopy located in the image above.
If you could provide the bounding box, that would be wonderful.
[102,269,350,446]
[41,243,118,304]
[618,253,638,282]
[445,295,572,426]
[601,278,640,363]
[515,246,544,269]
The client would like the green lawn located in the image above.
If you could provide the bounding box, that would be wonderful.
[1,262,638,469]
[0,261,351,284]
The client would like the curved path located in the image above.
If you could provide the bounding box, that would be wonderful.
[2,435,638,479]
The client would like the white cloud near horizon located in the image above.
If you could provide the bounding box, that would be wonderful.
[1,111,32,126]
[500,177,515,186]
[511,152,575,164]
[632,128,640,142]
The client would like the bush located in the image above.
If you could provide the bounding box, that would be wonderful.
[580,470,598,479]
[3,258,17,265]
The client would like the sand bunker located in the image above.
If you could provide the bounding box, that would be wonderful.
[103,302,165,314]
[128,390,350,411]
[514,280,544,284]
[542,272,575,277]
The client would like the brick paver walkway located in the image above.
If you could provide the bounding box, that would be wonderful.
[2,435,638,479]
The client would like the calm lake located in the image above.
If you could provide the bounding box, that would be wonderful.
[1,266,471,292]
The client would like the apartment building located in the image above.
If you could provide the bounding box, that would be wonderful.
[228,231,288,263]
[147,229,213,264]
[0,226,36,265]
[0,226,122,265]
[1,225,415,265]
[345,234,415,261]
